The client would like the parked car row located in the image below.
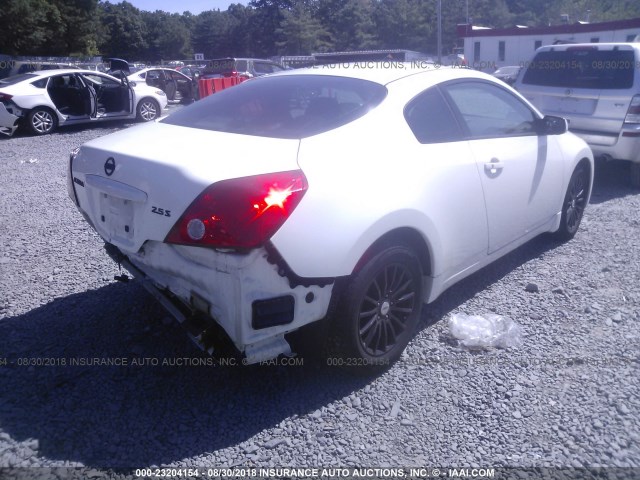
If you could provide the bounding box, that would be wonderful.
[0,57,293,136]
[0,69,167,136]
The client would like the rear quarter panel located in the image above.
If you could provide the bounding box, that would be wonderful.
[272,73,490,281]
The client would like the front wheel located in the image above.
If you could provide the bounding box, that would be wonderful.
[136,98,160,122]
[330,245,423,372]
[26,108,57,135]
[555,163,589,241]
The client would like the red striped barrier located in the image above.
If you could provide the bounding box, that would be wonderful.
[198,76,248,99]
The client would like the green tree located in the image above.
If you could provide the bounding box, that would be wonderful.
[545,0,640,24]
[142,11,192,61]
[275,1,332,54]
[0,0,64,55]
[52,0,101,56]
[99,1,148,59]
[227,3,256,56]
[374,0,431,51]
[192,9,241,58]
[317,0,378,51]
[247,0,294,56]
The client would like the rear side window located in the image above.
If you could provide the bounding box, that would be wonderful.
[0,73,39,86]
[162,75,387,139]
[31,78,48,88]
[522,49,635,89]
[404,87,463,144]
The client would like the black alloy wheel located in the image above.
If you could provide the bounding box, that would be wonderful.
[332,245,423,372]
[555,163,589,241]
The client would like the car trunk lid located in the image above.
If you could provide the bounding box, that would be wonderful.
[70,121,301,253]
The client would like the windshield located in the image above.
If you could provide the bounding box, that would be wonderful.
[522,49,635,89]
[204,59,236,75]
[0,73,39,86]
[161,74,388,139]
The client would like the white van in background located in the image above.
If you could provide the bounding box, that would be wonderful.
[515,43,640,186]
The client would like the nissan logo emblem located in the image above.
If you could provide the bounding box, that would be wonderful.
[104,157,115,176]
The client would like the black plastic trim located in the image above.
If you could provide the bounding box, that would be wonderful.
[264,242,334,289]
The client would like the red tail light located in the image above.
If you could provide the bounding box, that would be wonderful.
[165,170,308,249]
[0,93,12,102]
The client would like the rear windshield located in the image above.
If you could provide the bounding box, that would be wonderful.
[162,74,388,139]
[204,59,236,75]
[522,49,635,89]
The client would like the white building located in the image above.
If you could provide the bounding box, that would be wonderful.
[457,17,640,72]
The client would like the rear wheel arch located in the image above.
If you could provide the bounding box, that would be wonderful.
[353,227,433,279]
[573,157,593,200]
[326,240,426,372]
[555,157,592,241]
[577,157,593,184]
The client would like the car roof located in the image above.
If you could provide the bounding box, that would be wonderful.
[537,42,640,51]
[24,69,116,78]
[211,57,279,62]
[269,62,485,86]
[131,67,183,74]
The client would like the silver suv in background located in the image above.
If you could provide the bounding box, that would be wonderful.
[201,58,285,79]
[515,43,640,186]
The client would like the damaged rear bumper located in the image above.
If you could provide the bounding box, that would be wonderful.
[104,241,335,364]
[0,103,20,136]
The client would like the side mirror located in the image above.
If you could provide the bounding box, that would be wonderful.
[538,115,568,135]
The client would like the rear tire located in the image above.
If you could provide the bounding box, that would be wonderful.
[26,107,57,135]
[554,163,589,241]
[329,245,423,373]
[136,98,160,122]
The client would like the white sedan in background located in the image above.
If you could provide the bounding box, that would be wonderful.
[0,69,167,136]
[68,65,593,369]
[127,67,199,102]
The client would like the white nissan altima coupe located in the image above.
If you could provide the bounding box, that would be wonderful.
[68,64,593,368]
[0,69,167,136]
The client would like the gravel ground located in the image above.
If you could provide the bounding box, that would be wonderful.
[0,111,639,480]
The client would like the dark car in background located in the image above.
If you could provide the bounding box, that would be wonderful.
[175,65,203,79]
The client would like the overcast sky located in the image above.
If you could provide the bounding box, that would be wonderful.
[127,0,246,14]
